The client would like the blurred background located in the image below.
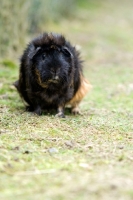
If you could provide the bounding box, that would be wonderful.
[1,0,133,64]
[0,0,82,59]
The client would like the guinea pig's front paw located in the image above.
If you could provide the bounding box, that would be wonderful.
[55,112,65,118]
[71,107,81,115]
[34,106,42,115]
[55,106,65,118]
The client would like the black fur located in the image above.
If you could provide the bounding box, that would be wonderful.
[14,32,83,117]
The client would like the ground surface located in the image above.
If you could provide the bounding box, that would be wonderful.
[0,1,133,199]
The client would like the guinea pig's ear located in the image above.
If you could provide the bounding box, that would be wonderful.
[28,46,42,60]
[61,47,72,57]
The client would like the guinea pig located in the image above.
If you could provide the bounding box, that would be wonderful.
[14,32,91,117]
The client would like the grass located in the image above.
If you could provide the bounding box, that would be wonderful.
[0,0,133,199]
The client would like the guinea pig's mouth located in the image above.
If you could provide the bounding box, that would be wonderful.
[48,78,59,83]
[47,75,60,83]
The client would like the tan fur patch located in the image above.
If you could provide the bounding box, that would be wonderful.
[68,75,92,107]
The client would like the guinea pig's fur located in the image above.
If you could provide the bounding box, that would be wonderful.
[14,32,91,117]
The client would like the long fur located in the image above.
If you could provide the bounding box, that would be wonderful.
[14,32,91,117]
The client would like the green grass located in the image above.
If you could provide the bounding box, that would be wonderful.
[1,1,133,199]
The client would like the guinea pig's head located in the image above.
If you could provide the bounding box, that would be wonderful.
[28,33,75,86]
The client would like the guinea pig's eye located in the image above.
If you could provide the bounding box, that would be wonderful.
[62,48,71,57]
[42,53,46,60]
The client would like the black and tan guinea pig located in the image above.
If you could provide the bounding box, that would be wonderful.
[14,32,91,117]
